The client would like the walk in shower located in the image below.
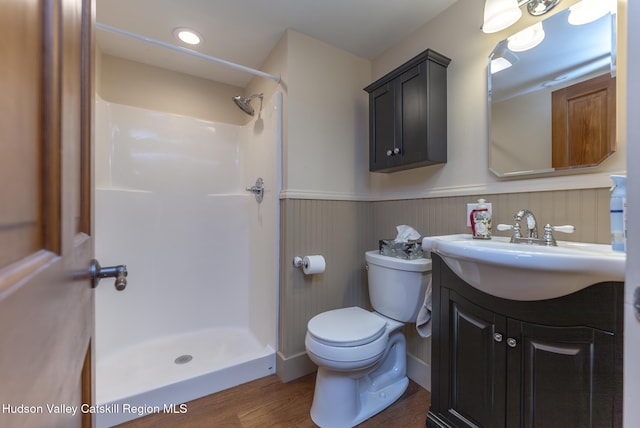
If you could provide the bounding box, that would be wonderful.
[93,92,281,427]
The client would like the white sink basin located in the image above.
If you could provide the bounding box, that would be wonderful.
[422,234,626,301]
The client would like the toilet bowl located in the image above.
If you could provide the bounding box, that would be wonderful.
[305,250,432,427]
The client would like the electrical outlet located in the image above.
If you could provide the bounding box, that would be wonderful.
[467,202,492,227]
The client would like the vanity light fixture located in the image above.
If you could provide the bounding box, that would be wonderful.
[507,22,546,51]
[173,27,203,45]
[568,0,613,25]
[483,0,522,33]
[482,0,560,33]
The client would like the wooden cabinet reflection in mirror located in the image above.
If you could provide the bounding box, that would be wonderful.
[552,73,616,169]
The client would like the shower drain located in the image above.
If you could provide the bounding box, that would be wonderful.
[174,354,193,365]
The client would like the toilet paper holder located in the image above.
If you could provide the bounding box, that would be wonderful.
[292,256,307,268]
[293,255,326,275]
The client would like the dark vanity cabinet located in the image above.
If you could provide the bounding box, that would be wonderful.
[364,49,450,173]
[428,254,623,428]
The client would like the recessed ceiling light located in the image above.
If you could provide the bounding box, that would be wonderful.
[173,28,202,45]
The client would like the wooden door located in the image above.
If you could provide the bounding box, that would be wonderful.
[0,0,94,427]
[552,73,616,169]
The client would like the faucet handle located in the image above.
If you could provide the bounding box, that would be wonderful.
[542,224,576,246]
[548,225,576,234]
[497,223,522,242]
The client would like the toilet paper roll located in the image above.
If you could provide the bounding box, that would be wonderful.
[303,255,326,275]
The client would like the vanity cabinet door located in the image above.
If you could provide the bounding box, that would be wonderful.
[506,319,616,428]
[436,289,506,428]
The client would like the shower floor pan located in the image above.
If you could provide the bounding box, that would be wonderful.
[95,327,275,428]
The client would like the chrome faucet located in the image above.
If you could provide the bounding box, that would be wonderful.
[514,209,538,239]
[497,209,576,246]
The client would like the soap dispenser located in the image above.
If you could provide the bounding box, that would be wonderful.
[471,198,492,240]
[610,175,627,252]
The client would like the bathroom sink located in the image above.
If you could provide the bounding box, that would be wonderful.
[422,234,626,301]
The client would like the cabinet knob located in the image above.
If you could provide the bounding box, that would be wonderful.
[494,333,503,342]
[386,149,393,157]
[507,338,517,348]
[393,147,400,155]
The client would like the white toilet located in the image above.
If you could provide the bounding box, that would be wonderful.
[305,250,432,427]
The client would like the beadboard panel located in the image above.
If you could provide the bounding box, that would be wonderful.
[279,199,375,361]
[278,187,611,381]
[372,187,611,245]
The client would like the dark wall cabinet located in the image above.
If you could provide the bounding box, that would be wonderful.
[364,49,450,173]
[428,254,623,428]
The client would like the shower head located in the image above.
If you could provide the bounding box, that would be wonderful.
[233,93,263,116]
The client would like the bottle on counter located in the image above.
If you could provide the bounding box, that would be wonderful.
[471,198,492,240]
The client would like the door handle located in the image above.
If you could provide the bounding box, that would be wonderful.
[90,259,127,291]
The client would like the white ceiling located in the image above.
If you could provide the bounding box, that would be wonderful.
[96,0,457,88]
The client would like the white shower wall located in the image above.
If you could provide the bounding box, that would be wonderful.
[94,93,281,419]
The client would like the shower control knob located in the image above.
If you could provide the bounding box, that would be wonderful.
[90,259,128,291]
[245,177,264,203]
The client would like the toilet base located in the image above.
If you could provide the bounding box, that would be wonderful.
[310,331,408,427]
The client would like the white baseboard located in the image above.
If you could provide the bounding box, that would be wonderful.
[276,351,317,383]
[407,352,431,391]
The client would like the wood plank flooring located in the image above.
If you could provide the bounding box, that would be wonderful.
[116,373,430,427]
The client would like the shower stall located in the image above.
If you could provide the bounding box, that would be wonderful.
[93,92,281,427]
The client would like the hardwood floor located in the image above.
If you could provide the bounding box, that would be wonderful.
[116,373,430,427]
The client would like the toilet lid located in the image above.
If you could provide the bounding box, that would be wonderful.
[307,307,387,347]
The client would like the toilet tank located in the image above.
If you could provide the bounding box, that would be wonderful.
[365,250,432,322]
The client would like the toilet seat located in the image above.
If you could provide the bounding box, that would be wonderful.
[307,307,387,346]
[306,307,389,363]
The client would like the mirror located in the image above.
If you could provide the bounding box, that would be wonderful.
[488,5,617,178]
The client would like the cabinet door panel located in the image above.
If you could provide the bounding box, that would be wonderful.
[370,83,396,171]
[443,291,506,428]
[425,59,448,163]
[508,321,615,428]
[398,64,427,164]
